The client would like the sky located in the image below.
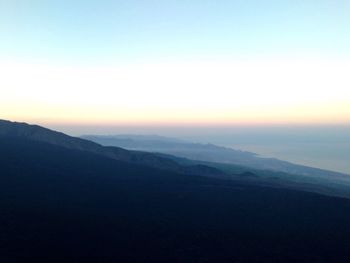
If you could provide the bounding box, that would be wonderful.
[1,0,350,125]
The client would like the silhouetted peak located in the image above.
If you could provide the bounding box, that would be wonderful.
[0,119,224,178]
[0,119,102,152]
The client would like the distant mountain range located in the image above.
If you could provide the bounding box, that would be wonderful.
[82,134,350,198]
[2,119,350,262]
[1,120,350,197]
[82,134,350,177]
[0,120,227,178]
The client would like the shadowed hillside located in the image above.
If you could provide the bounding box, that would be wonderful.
[0,120,225,178]
[1,131,350,262]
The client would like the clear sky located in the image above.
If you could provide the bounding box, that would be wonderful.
[1,0,350,125]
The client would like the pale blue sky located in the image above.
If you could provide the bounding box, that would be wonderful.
[1,1,350,125]
[1,1,349,174]
[1,0,350,64]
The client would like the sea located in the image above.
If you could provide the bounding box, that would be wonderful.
[54,124,350,175]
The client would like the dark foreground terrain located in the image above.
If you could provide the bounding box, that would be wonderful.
[1,137,350,262]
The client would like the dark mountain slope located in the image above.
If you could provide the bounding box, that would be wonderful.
[154,152,350,199]
[82,134,350,178]
[1,137,350,262]
[0,120,224,177]
[82,134,350,198]
[2,120,350,198]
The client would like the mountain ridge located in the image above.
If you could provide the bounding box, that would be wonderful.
[2,125,350,262]
[0,119,225,178]
[2,119,350,198]
[82,134,350,177]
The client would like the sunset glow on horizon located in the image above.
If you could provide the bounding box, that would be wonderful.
[1,1,350,126]
[1,57,350,126]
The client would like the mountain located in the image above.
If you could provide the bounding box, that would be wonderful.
[153,152,350,199]
[2,125,350,262]
[1,120,349,198]
[82,134,349,178]
[81,134,350,198]
[2,119,350,199]
[0,120,225,178]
